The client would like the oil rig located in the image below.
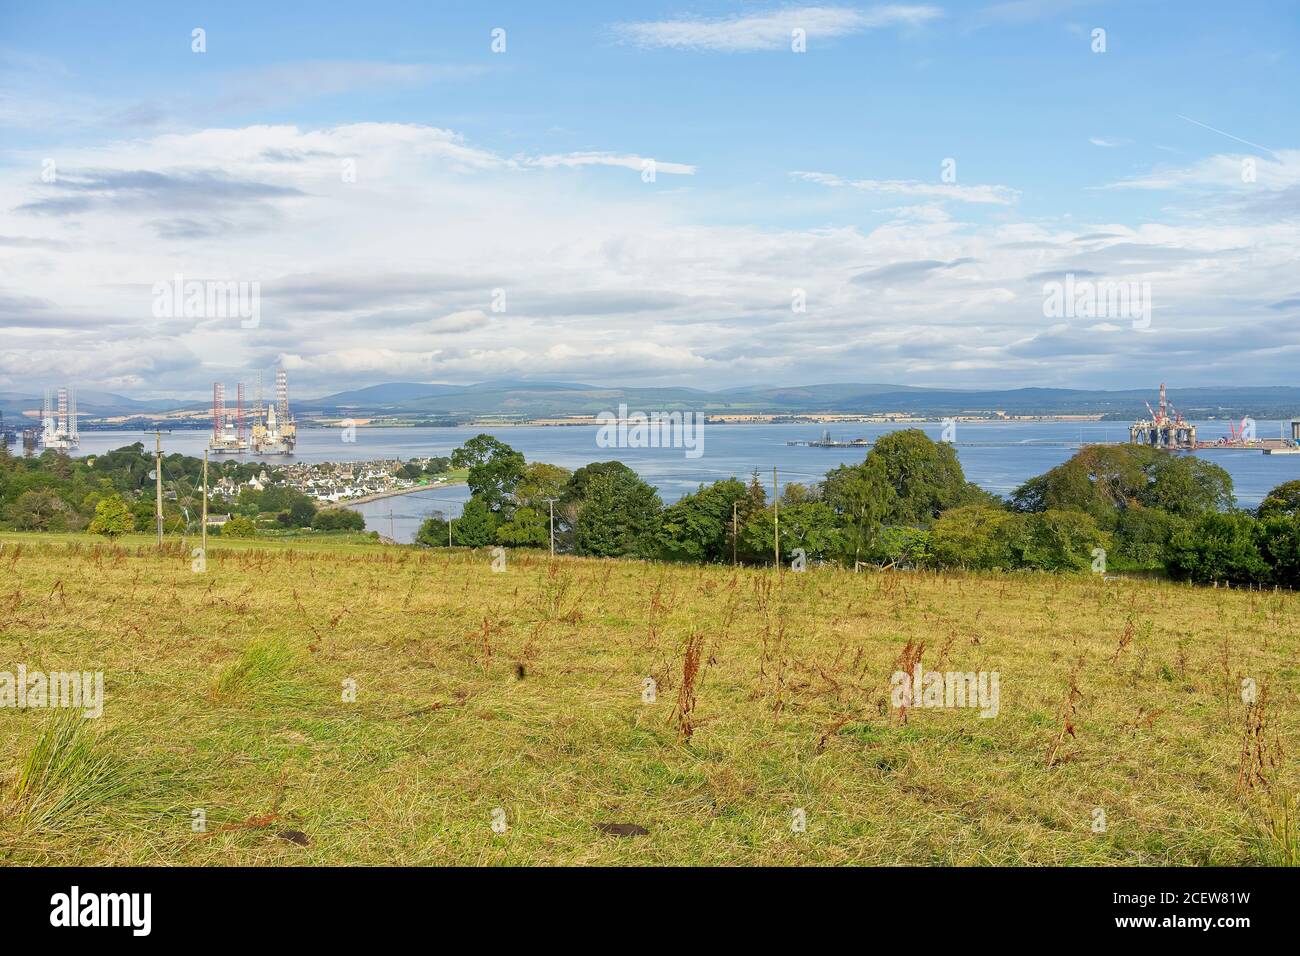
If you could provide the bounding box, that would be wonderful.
[39,386,80,451]
[251,367,296,455]
[209,381,249,454]
[209,368,297,455]
[1129,383,1196,450]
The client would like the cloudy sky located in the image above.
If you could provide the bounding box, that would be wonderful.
[1,0,1297,400]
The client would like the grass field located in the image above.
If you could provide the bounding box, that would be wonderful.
[0,531,1296,866]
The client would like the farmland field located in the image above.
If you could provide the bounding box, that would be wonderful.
[0,532,1295,866]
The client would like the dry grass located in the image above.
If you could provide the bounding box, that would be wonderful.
[0,531,1296,866]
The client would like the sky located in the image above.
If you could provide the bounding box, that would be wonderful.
[1,0,1297,400]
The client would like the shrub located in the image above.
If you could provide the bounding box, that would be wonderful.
[222,516,257,538]
[1112,506,1185,569]
[1014,509,1107,572]
[87,494,134,538]
[929,505,1017,570]
[311,509,365,532]
[1165,512,1269,585]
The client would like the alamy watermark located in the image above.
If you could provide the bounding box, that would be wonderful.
[890,664,1000,718]
[1042,273,1151,330]
[596,403,705,459]
[152,273,260,328]
[1,665,103,718]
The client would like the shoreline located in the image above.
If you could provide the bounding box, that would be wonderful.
[321,479,466,509]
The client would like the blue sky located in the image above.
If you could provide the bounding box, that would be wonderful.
[1,1,1298,398]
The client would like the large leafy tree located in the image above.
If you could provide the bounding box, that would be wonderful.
[823,453,895,561]
[1257,480,1300,520]
[495,505,550,548]
[5,488,71,531]
[657,477,750,563]
[1141,455,1234,517]
[514,462,571,510]
[1111,506,1185,568]
[1013,509,1107,572]
[569,466,662,558]
[1011,445,1155,521]
[929,505,1019,570]
[451,435,526,513]
[860,429,981,526]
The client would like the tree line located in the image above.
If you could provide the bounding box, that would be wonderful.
[417,431,1300,586]
[4,432,1298,585]
[0,442,439,537]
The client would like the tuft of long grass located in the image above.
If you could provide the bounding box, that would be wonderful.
[6,710,131,831]
[210,638,303,705]
[1257,793,1299,866]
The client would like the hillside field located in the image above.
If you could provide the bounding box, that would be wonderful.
[0,532,1296,866]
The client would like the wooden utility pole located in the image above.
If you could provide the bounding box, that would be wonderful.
[154,431,164,547]
[547,498,556,557]
[772,466,780,569]
[201,449,208,555]
[732,501,738,566]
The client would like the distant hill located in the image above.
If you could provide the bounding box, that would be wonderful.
[5,381,1299,427]
[0,390,190,425]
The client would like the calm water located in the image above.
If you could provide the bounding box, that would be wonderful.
[52,421,1300,543]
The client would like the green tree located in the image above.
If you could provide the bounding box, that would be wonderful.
[929,505,1018,571]
[311,509,365,532]
[872,526,933,568]
[823,453,895,562]
[1257,480,1300,520]
[1259,517,1300,588]
[415,511,452,548]
[87,494,134,538]
[495,505,550,548]
[1011,445,1155,522]
[451,435,526,512]
[865,429,976,525]
[1013,509,1107,572]
[514,462,571,510]
[571,469,662,558]
[656,477,749,563]
[1141,455,1234,517]
[1111,506,1185,568]
[5,488,70,531]
[452,497,498,547]
[739,501,842,565]
[1165,512,1269,585]
[223,515,258,538]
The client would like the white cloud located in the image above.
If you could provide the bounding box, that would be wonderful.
[791,170,1021,204]
[5,122,1300,397]
[613,5,941,52]
[527,152,696,175]
[1101,149,1300,191]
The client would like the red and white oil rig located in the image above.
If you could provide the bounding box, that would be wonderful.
[1129,383,1197,450]
[209,367,297,456]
